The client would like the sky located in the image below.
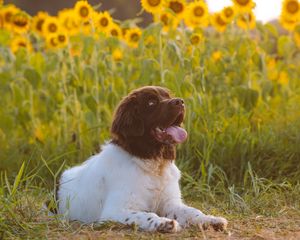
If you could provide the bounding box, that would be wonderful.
[206,0,283,23]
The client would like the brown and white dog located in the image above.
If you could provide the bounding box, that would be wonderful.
[55,86,227,232]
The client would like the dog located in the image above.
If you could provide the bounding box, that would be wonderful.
[52,86,227,233]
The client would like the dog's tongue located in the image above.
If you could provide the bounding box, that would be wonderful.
[165,126,187,143]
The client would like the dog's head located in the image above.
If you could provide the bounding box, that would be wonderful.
[111,86,187,160]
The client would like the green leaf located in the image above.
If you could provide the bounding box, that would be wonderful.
[24,68,41,88]
[235,87,259,111]
[85,95,98,114]
[11,161,25,197]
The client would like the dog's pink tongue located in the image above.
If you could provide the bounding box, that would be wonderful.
[165,126,187,143]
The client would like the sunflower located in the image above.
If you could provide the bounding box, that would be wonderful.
[154,11,179,32]
[281,0,300,20]
[1,4,20,30]
[125,27,142,48]
[112,48,123,61]
[74,0,93,21]
[108,23,122,38]
[236,11,256,30]
[212,50,222,62]
[32,11,49,35]
[58,9,79,36]
[141,0,165,14]
[280,14,297,31]
[56,32,68,48]
[190,32,204,45]
[42,16,60,36]
[95,11,113,33]
[166,0,186,19]
[45,34,59,49]
[231,0,255,13]
[10,36,32,53]
[221,5,236,23]
[11,11,31,34]
[210,13,227,32]
[184,1,209,28]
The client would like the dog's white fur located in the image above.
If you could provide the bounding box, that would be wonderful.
[57,143,227,232]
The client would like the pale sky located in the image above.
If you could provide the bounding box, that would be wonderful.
[206,0,282,23]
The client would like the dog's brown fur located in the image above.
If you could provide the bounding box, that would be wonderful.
[111,86,185,161]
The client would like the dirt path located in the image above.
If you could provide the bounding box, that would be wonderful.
[46,215,300,240]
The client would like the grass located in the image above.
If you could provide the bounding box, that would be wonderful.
[0,10,300,239]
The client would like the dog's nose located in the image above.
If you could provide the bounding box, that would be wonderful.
[170,98,184,106]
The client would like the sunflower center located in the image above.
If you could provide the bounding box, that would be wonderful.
[225,8,233,17]
[217,15,226,26]
[169,1,184,14]
[79,6,89,17]
[18,42,26,47]
[194,6,204,17]
[36,19,45,31]
[48,23,57,33]
[148,0,161,7]
[58,35,66,43]
[241,13,252,22]
[235,0,250,6]
[100,18,109,27]
[111,29,118,36]
[130,33,140,42]
[13,18,28,27]
[286,1,299,14]
[50,38,58,47]
[190,35,200,45]
[161,14,169,25]
[4,12,12,22]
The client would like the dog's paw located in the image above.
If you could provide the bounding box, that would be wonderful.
[210,216,228,231]
[156,219,181,233]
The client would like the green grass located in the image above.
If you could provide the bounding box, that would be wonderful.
[1,22,300,239]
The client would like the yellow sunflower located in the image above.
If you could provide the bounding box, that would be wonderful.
[112,48,123,61]
[95,11,113,33]
[11,12,31,34]
[210,13,227,33]
[108,23,122,38]
[154,11,179,32]
[125,27,142,48]
[236,11,256,30]
[10,36,32,53]
[231,0,255,13]
[1,4,20,30]
[190,32,204,45]
[221,5,236,23]
[184,1,209,28]
[212,50,222,62]
[280,14,297,31]
[32,11,49,35]
[74,0,93,21]
[281,0,300,20]
[166,0,186,19]
[141,0,165,14]
[45,34,59,49]
[42,16,61,36]
[58,9,79,36]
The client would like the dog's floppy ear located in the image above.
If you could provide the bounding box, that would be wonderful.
[111,95,144,137]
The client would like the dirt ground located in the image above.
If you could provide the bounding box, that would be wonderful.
[45,215,300,240]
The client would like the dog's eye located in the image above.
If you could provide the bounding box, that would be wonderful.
[148,99,158,107]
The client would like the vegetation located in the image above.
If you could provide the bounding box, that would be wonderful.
[0,0,300,239]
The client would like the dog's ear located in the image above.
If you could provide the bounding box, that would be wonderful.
[111,95,144,137]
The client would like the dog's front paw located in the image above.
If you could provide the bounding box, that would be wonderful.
[210,216,228,231]
[156,218,181,233]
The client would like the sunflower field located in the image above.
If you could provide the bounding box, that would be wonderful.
[0,0,300,238]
